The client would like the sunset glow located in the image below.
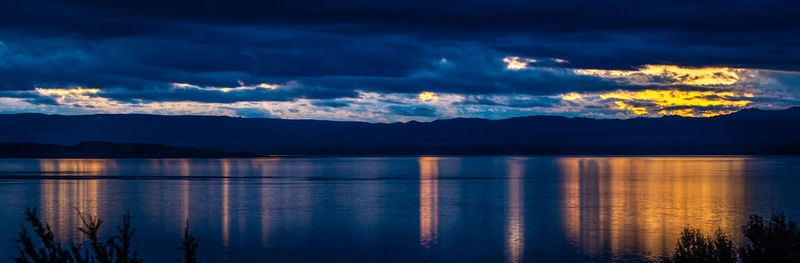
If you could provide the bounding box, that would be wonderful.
[573,89,754,117]
[561,92,583,101]
[598,90,750,108]
[36,87,100,96]
[419,91,438,102]
[575,65,745,85]
[0,1,796,122]
[614,101,649,115]
[3,1,800,263]
[503,56,537,70]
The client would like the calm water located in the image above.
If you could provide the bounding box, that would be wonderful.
[1,156,800,262]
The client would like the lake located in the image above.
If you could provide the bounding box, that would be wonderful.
[1,156,800,262]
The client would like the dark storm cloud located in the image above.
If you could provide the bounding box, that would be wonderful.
[0,0,799,106]
[304,65,644,95]
[0,90,58,105]
[388,105,437,117]
[311,100,351,108]
[16,0,800,33]
[100,85,358,103]
[492,31,800,71]
[457,96,562,108]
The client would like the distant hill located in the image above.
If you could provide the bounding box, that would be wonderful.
[1,107,799,155]
[0,142,261,158]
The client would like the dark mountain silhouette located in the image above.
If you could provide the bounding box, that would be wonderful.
[0,142,260,158]
[1,107,799,156]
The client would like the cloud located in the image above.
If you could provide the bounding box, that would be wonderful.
[418,92,438,102]
[0,0,799,121]
[310,100,350,108]
[388,105,438,117]
[556,89,755,117]
[573,65,747,86]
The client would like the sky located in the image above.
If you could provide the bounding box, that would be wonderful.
[1,0,800,122]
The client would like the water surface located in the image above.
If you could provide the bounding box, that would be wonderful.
[1,156,799,262]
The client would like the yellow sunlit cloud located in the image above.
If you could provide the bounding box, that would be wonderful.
[503,56,538,70]
[36,87,100,96]
[561,92,583,101]
[598,90,750,108]
[657,108,695,117]
[614,101,648,115]
[418,91,438,102]
[560,89,753,117]
[598,90,751,117]
[575,65,744,85]
[558,64,761,117]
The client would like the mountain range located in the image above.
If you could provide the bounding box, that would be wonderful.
[1,107,799,156]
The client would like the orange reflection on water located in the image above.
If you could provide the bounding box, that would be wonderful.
[419,157,439,249]
[38,159,117,241]
[506,158,525,263]
[221,159,231,249]
[560,157,748,260]
[179,159,191,224]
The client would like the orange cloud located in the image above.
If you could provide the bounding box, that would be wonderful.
[575,65,745,85]
[598,90,750,108]
[561,92,583,101]
[614,101,648,115]
[560,89,752,117]
[657,108,695,117]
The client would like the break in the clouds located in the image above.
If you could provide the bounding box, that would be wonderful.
[1,0,800,122]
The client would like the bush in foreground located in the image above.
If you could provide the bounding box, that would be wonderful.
[738,212,800,262]
[665,227,736,263]
[665,212,800,263]
[12,207,200,263]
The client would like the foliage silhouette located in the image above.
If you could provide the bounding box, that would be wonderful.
[663,227,736,263]
[664,211,800,263]
[738,212,800,263]
[177,220,201,263]
[11,206,200,263]
[12,207,73,263]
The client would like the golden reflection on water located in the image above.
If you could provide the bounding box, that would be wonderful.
[560,157,748,260]
[506,158,525,263]
[419,157,439,249]
[221,159,231,249]
[38,159,117,241]
[179,159,191,225]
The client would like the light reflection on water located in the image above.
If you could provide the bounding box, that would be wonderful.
[0,156,798,262]
[559,157,750,260]
[419,157,439,251]
[38,159,113,243]
[506,158,525,263]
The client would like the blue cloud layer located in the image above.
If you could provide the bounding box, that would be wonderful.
[0,0,799,121]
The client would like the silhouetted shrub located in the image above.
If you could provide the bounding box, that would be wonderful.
[74,209,142,263]
[11,206,200,263]
[663,226,736,263]
[12,207,74,263]
[177,220,201,263]
[738,212,800,263]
